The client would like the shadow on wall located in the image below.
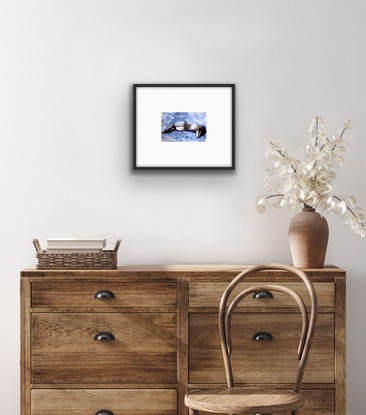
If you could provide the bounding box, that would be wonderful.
[345,267,366,415]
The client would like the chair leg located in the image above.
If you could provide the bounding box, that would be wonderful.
[189,408,199,415]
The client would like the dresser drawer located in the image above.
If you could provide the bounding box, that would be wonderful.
[32,313,177,383]
[31,389,177,414]
[31,282,177,308]
[189,388,334,415]
[189,282,334,308]
[189,313,334,384]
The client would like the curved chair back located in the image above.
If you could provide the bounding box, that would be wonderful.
[219,263,318,392]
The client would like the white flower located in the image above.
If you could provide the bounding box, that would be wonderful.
[256,118,366,237]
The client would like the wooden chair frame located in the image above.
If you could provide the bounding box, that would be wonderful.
[185,263,318,415]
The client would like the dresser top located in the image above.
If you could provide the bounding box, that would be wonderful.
[21,264,346,282]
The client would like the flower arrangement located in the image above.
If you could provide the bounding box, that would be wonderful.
[256,117,366,237]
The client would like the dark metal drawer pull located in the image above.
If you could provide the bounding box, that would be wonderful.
[95,290,115,299]
[94,332,115,341]
[252,331,273,341]
[253,290,273,299]
[95,410,114,415]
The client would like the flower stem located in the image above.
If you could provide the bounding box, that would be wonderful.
[266,194,284,200]
[333,196,366,230]
[270,142,297,173]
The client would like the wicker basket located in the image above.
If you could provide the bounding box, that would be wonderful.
[33,239,121,270]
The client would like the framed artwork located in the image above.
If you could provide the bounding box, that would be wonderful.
[133,84,235,170]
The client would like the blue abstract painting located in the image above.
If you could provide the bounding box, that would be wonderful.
[161,112,207,142]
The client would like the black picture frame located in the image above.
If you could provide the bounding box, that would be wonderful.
[133,84,235,170]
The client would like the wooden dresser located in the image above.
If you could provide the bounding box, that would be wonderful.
[21,265,345,415]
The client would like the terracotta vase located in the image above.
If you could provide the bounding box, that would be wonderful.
[288,207,329,268]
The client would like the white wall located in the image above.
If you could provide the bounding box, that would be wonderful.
[1,0,365,412]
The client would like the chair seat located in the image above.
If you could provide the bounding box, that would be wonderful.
[185,387,305,414]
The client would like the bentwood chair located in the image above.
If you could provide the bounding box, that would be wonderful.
[185,263,318,415]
